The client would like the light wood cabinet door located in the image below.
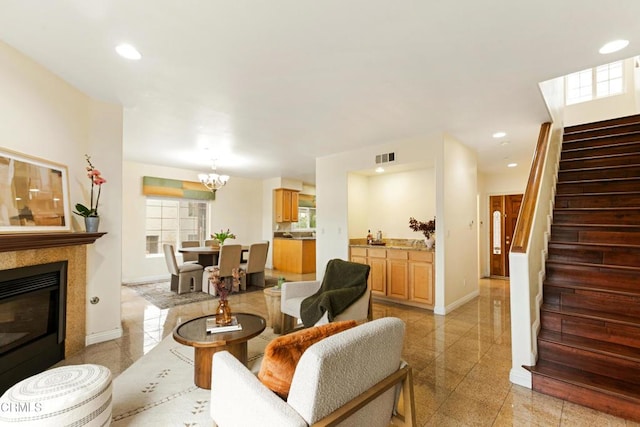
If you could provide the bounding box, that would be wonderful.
[274,188,299,223]
[386,250,408,299]
[409,261,433,305]
[291,191,299,222]
[369,257,386,295]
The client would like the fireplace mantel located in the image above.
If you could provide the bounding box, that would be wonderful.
[0,232,106,253]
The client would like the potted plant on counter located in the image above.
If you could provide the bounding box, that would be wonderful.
[409,217,436,249]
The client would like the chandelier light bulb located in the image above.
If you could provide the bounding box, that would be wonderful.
[198,161,230,191]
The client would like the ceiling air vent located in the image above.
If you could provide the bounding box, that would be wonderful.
[375,152,396,164]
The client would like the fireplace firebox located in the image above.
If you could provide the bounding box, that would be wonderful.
[0,261,67,394]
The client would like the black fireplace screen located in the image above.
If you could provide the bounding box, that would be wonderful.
[0,261,67,393]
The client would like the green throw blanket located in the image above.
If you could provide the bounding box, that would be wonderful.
[300,259,370,327]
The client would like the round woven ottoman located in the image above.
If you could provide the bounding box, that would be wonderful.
[0,364,112,426]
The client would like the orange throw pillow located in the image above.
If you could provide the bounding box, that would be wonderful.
[258,320,357,399]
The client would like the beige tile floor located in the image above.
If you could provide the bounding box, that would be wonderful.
[58,273,639,426]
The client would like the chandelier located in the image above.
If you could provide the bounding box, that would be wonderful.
[198,161,229,192]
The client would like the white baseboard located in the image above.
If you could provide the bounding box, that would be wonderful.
[122,275,170,285]
[85,327,123,346]
[509,367,532,388]
[434,289,480,315]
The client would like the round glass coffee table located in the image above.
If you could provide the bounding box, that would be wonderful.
[173,312,266,389]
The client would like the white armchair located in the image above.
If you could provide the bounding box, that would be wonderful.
[210,317,415,427]
[280,280,371,333]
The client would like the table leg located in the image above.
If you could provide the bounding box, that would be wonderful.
[193,342,248,389]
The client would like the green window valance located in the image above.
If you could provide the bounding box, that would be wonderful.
[142,176,215,200]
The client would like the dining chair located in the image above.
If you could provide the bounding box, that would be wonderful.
[204,239,218,247]
[239,241,269,290]
[163,244,204,294]
[204,244,242,295]
[180,240,200,263]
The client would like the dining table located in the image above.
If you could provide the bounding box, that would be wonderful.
[178,245,249,267]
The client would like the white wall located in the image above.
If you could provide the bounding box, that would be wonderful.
[317,133,478,312]
[436,134,479,313]
[0,40,123,344]
[347,174,368,240]
[122,161,264,283]
[477,168,529,277]
[366,169,435,241]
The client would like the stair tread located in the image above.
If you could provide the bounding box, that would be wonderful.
[549,240,640,249]
[558,176,640,184]
[545,259,640,272]
[555,206,640,211]
[529,360,640,399]
[539,330,640,361]
[563,140,640,151]
[564,115,640,134]
[556,191,640,197]
[560,152,640,162]
[544,278,640,297]
[542,303,640,326]
[551,223,640,229]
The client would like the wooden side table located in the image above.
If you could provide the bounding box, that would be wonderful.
[173,313,266,389]
[263,287,283,334]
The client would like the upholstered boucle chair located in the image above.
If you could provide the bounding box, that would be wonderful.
[210,317,415,427]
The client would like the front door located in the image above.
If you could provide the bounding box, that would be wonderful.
[490,194,523,277]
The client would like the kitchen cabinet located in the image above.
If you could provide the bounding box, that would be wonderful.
[350,246,434,308]
[275,188,299,222]
[273,238,315,273]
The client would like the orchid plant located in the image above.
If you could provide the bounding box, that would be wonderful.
[73,154,107,217]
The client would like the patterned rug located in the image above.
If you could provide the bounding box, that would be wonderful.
[124,277,278,309]
[111,327,278,426]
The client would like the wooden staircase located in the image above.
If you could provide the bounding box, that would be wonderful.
[527,114,640,421]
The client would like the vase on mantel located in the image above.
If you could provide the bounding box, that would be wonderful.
[215,299,232,325]
[85,216,100,233]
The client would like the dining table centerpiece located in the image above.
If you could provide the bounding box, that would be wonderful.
[73,154,107,232]
[209,266,245,325]
[211,228,236,246]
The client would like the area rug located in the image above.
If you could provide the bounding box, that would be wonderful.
[124,277,278,309]
[111,327,278,426]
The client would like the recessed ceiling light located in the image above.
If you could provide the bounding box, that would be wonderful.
[375,167,384,173]
[599,39,629,54]
[115,43,142,60]
[507,163,518,168]
[493,131,506,138]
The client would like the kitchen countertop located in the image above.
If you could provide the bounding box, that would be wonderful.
[274,236,316,240]
[350,244,434,251]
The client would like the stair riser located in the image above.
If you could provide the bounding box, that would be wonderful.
[560,153,640,170]
[550,226,640,245]
[546,263,639,291]
[538,340,640,383]
[554,210,640,225]
[547,245,640,268]
[565,115,640,136]
[558,288,640,319]
[555,193,640,208]
[557,180,640,194]
[532,374,640,421]
[558,166,640,182]
[561,141,640,160]
[542,311,640,349]
[564,123,640,143]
